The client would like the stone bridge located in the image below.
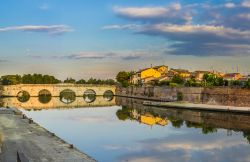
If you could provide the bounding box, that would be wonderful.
[2,84,116,97]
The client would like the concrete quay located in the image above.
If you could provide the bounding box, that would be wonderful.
[0,108,96,162]
[143,101,250,113]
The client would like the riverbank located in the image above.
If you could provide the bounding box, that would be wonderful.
[143,101,250,113]
[116,86,250,107]
[0,108,95,162]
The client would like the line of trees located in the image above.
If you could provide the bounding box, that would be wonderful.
[0,74,116,85]
[156,74,250,88]
[64,77,116,85]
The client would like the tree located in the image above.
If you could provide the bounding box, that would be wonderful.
[87,78,97,84]
[203,73,224,86]
[171,75,184,84]
[64,78,76,84]
[159,80,170,86]
[1,75,22,85]
[76,79,86,84]
[116,71,131,87]
[246,79,250,88]
[22,74,60,84]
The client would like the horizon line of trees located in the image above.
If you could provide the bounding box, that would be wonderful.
[0,74,116,85]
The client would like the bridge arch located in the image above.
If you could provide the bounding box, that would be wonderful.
[103,90,114,101]
[38,89,52,96]
[83,89,96,103]
[17,90,30,103]
[83,89,96,96]
[38,89,52,104]
[59,89,76,104]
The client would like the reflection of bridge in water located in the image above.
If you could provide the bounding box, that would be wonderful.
[2,96,116,110]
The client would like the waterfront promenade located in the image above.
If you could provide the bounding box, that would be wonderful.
[0,108,95,162]
[143,101,250,113]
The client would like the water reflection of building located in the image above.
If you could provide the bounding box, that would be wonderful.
[140,115,168,126]
[2,96,116,110]
[115,97,250,141]
[117,106,168,127]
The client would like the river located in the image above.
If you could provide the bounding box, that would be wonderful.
[1,95,250,162]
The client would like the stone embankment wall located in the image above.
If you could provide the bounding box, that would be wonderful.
[116,86,250,107]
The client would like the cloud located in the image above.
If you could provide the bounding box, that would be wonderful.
[69,115,113,123]
[65,52,116,59]
[64,51,148,60]
[238,13,250,20]
[27,51,152,61]
[139,24,250,56]
[27,54,44,59]
[225,3,236,8]
[242,0,250,7]
[117,131,250,162]
[107,1,250,56]
[113,3,192,24]
[0,59,8,63]
[0,25,73,35]
[39,4,50,10]
[102,24,141,30]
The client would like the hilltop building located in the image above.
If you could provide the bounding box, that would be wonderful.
[129,65,247,85]
[192,71,211,81]
[169,69,191,79]
[130,65,168,84]
[223,73,242,81]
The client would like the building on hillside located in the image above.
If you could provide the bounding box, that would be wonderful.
[212,71,225,77]
[130,65,168,84]
[169,69,191,79]
[223,73,242,81]
[192,71,211,81]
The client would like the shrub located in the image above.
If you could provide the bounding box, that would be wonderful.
[177,92,183,101]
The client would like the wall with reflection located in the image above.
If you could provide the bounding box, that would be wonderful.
[115,96,250,142]
[2,96,116,110]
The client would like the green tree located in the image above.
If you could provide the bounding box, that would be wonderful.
[245,79,250,88]
[171,75,184,84]
[87,78,97,84]
[64,78,76,84]
[159,80,170,86]
[104,79,116,85]
[1,75,22,85]
[76,79,86,84]
[116,71,131,87]
[203,73,224,86]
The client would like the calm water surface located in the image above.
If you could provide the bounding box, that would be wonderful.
[2,96,250,162]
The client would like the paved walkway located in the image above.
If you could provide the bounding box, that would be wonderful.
[0,108,96,162]
[143,101,250,113]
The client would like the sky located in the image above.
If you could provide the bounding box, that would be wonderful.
[0,0,250,79]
